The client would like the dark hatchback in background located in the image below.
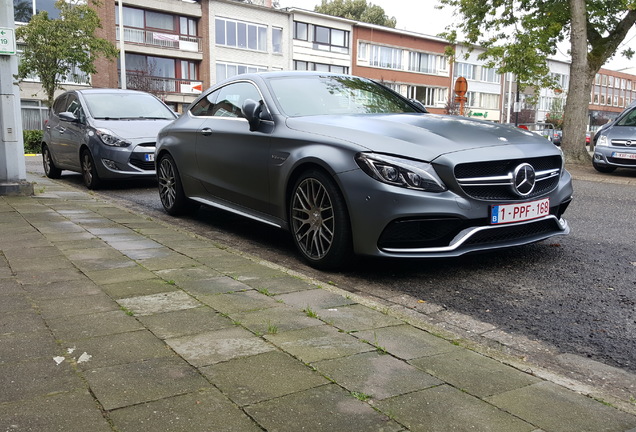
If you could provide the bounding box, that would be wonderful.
[42,89,178,189]
[156,72,573,269]
[593,103,636,173]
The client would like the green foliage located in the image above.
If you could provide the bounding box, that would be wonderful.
[22,130,43,154]
[315,0,397,28]
[15,0,118,107]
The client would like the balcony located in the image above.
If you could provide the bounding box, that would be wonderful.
[116,26,202,53]
[122,72,203,96]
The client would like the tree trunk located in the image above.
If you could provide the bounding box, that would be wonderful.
[562,0,593,164]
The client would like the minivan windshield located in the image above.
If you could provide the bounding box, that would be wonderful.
[83,92,176,120]
[616,108,636,126]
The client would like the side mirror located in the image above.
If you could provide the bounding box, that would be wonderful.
[59,111,79,122]
[242,99,267,132]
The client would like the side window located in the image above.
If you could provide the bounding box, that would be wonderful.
[210,82,261,118]
[190,90,219,117]
[65,95,85,123]
[52,95,67,115]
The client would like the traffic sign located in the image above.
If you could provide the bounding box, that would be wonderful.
[0,28,17,55]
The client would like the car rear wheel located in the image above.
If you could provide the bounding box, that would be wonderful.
[81,149,101,189]
[289,169,352,269]
[592,161,617,173]
[42,144,62,179]
[157,153,199,215]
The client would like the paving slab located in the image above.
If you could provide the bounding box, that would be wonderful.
[409,348,542,398]
[0,331,61,364]
[178,275,252,296]
[196,289,283,314]
[245,384,403,432]
[0,308,51,334]
[0,390,113,432]
[314,351,443,401]
[265,324,375,363]
[277,288,357,310]
[84,265,158,285]
[100,277,177,299]
[108,388,262,432]
[84,356,210,411]
[117,290,200,316]
[316,304,404,332]
[375,384,535,432]
[138,306,234,339]
[355,324,461,360]
[231,306,325,335]
[240,273,318,295]
[201,350,329,405]
[22,279,104,300]
[485,381,636,432]
[166,326,275,367]
[47,310,144,341]
[36,292,121,320]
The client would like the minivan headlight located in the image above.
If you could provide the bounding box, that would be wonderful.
[95,128,131,147]
[597,135,609,147]
[355,153,447,192]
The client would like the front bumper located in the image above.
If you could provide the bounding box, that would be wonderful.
[92,142,156,179]
[593,147,636,169]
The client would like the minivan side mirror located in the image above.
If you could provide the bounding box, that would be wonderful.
[59,111,79,123]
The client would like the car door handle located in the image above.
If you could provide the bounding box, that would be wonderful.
[200,128,213,136]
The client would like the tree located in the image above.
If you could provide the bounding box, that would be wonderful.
[315,0,397,28]
[15,0,118,107]
[438,0,636,163]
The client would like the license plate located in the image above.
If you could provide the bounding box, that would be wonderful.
[491,198,550,225]
[144,153,155,162]
[611,151,636,160]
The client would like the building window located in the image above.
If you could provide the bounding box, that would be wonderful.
[454,62,476,80]
[480,67,500,84]
[480,93,500,110]
[294,60,348,74]
[407,85,446,107]
[272,27,283,53]
[358,42,368,60]
[216,62,267,82]
[13,0,60,22]
[216,18,267,51]
[294,21,308,41]
[370,45,403,70]
[293,21,349,53]
[408,52,438,74]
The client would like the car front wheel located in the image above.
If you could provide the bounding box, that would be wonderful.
[592,160,617,173]
[81,149,101,189]
[157,153,199,215]
[42,144,62,179]
[289,169,352,269]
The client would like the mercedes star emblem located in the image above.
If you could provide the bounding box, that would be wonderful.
[512,163,536,197]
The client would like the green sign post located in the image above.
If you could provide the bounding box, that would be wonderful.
[0,27,16,55]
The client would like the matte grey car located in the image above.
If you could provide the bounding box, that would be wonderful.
[593,103,636,173]
[42,89,178,189]
[156,72,573,269]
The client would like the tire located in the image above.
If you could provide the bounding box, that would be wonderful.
[289,169,352,270]
[42,144,62,179]
[157,153,199,216]
[592,161,616,173]
[81,149,102,189]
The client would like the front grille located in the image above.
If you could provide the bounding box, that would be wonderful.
[464,219,558,246]
[610,139,636,147]
[455,156,562,201]
[130,159,155,170]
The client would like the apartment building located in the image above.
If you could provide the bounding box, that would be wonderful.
[353,24,450,114]
[589,68,636,130]
[452,45,502,121]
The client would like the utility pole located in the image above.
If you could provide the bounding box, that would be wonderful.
[0,0,33,196]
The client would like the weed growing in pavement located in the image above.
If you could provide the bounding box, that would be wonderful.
[351,391,372,401]
[120,306,134,317]
[257,287,272,296]
[267,320,278,334]
[304,306,318,318]
[166,280,176,285]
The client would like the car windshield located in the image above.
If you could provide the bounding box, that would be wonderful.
[616,108,636,126]
[83,93,176,120]
[268,75,420,117]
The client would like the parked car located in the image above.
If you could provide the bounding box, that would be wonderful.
[593,105,636,173]
[156,72,573,269]
[42,89,178,189]
[552,130,562,145]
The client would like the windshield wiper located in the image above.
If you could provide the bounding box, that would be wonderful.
[93,116,121,120]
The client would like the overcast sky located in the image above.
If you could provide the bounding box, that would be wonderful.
[277,0,636,71]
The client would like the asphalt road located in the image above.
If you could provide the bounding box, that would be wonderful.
[25,156,636,376]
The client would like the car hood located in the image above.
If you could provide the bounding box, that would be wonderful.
[285,113,550,161]
[602,124,636,139]
[91,119,174,141]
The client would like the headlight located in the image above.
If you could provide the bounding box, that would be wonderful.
[355,153,447,192]
[597,135,609,147]
[95,128,131,147]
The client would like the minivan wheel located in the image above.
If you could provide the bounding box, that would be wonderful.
[42,144,62,179]
[289,169,352,269]
[157,153,199,215]
[81,149,101,189]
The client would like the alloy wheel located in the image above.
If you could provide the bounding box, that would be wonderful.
[291,177,335,260]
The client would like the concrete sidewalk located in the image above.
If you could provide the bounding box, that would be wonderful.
[1,173,636,432]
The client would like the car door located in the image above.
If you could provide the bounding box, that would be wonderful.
[56,94,87,169]
[195,81,272,215]
[45,94,68,167]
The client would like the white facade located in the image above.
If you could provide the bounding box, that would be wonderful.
[209,0,291,84]
[286,9,354,74]
[453,45,502,121]
[535,58,569,123]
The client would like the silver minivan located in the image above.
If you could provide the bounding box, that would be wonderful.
[593,103,636,173]
[42,89,177,189]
